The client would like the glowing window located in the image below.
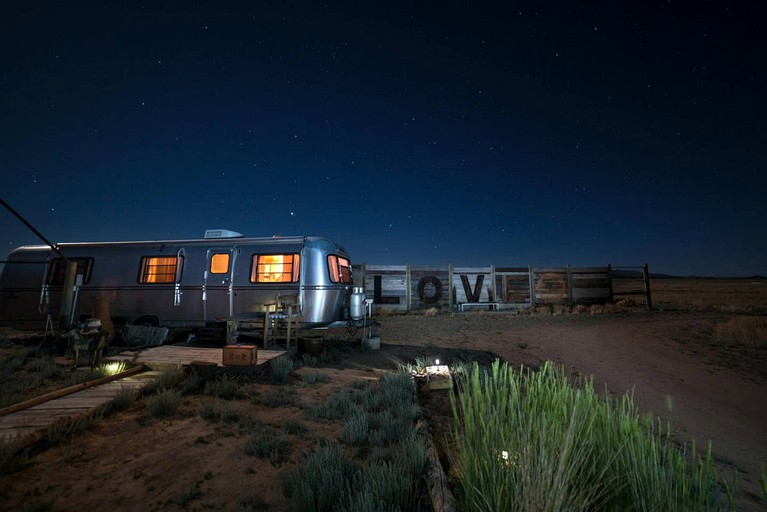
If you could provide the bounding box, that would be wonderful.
[328,255,353,283]
[251,254,300,283]
[139,256,182,284]
[47,258,93,285]
[210,253,230,274]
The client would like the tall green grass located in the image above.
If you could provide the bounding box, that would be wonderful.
[451,360,719,511]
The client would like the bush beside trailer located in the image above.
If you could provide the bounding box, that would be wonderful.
[0,230,365,334]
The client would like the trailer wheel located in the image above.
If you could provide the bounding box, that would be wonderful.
[133,315,160,327]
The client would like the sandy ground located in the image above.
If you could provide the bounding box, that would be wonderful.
[1,307,766,511]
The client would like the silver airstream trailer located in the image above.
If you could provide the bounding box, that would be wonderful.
[0,230,358,334]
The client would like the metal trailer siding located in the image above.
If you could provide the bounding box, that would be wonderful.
[300,237,354,326]
[0,236,353,330]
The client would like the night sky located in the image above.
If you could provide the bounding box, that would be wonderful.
[2,2,765,277]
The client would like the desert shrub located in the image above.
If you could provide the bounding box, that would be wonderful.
[236,494,270,511]
[714,316,767,346]
[23,357,61,379]
[203,375,242,399]
[243,430,291,465]
[180,373,203,395]
[258,388,301,408]
[237,413,263,433]
[105,386,139,413]
[368,409,412,446]
[338,409,369,446]
[269,356,295,385]
[302,372,330,384]
[282,444,360,511]
[286,369,425,511]
[282,420,308,435]
[344,461,411,512]
[390,432,427,481]
[0,350,30,378]
[45,407,105,444]
[142,368,185,395]
[361,372,416,416]
[199,398,239,423]
[145,388,181,418]
[175,481,202,508]
[317,348,340,365]
[283,438,424,512]
[305,388,360,421]
[301,354,319,367]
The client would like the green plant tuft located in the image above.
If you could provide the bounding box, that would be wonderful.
[450,360,721,511]
[243,430,291,465]
[302,372,330,384]
[145,388,181,418]
[198,398,239,423]
[269,356,295,385]
[203,375,242,399]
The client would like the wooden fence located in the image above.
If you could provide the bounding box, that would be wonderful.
[353,264,652,311]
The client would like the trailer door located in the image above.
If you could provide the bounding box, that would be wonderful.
[203,248,237,322]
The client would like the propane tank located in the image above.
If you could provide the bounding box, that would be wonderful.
[350,286,366,321]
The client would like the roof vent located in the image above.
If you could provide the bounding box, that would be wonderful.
[204,229,244,239]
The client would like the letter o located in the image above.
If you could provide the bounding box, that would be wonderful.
[417,275,443,304]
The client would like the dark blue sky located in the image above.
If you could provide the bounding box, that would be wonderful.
[1,1,765,276]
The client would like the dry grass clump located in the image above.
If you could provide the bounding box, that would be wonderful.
[372,306,403,317]
[145,388,182,418]
[714,316,767,347]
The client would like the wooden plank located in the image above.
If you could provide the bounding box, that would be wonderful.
[495,267,530,273]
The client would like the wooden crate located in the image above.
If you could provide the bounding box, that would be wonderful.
[222,345,258,366]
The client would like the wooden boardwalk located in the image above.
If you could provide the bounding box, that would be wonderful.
[0,370,156,442]
[1,345,285,444]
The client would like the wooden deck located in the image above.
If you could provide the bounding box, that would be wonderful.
[105,344,285,370]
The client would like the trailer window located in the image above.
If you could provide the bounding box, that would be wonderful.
[328,255,353,283]
[139,256,183,284]
[210,253,230,274]
[47,258,94,285]
[251,254,300,283]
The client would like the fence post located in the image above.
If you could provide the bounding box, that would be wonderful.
[490,265,496,302]
[607,264,614,303]
[643,263,653,310]
[528,265,535,308]
[566,264,574,305]
[406,263,412,311]
[448,263,454,310]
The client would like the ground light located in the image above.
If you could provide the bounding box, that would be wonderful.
[102,361,125,376]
